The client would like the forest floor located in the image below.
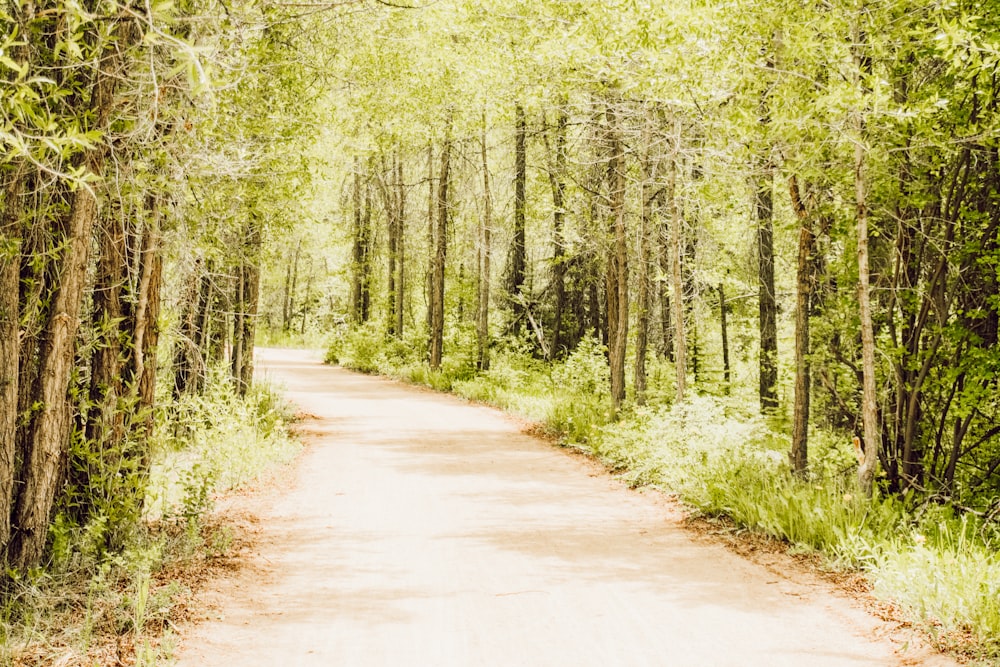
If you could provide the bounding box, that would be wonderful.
[173,348,959,666]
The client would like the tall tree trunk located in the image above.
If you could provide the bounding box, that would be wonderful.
[429,125,451,370]
[131,206,161,459]
[658,220,674,362]
[360,184,372,323]
[11,176,100,568]
[283,240,300,332]
[477,118,493,371]
[174,258,206,396]
[635,116,659,405]
[757,34,780,414]
[426,142,435,348]
[511,103,527,326]
[394,154,406,338]
[9,10,137,566]
[350,157,369,325]
[232,220,261,395]
[718,283,731,392]
[77,206,129,520]
[669,142,687,403]
[605,106,628,411]
[756,166,778,412]
[545,102,568,357]
[0,169,24,554]
[789,175,816,476]
[386,168,399,337]
[854,13,880,495]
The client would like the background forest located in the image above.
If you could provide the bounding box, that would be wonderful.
[2,0,1000,663]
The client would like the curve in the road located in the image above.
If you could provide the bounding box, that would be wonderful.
[175,348,953,667]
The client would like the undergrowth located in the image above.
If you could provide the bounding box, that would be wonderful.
[329,328,1000,663]
[0,368,299,667]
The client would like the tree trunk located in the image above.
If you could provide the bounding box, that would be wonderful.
[429,126,451,370]
[0,169,23,554]
[511,103,527,326]
[756,166,778,413]
[395,154,406,339]
[351,157,364,324]
[669,144,687,403]
[789,176,815,477]
[658,220,674,362]
[360,185,372,323]
[175,258,206,396]
[719,283,731,392]
[635,117,659,405]
[86,211,127,447]
[283,240,300,332]
[854,16,879,495]
[386,162,399,337]
[232,220,261,395]
[10,178,100,568]
[605,106,629,412]
[477,118,493,371]
[131,207,161,455]
[545,102,568,358]
[426,143,435,350]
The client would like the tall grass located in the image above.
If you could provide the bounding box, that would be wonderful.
[0,368,300,667]
[330,330,1000,662]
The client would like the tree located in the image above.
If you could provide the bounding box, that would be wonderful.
[429,122,452,370]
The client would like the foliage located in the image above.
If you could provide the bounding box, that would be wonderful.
[147,367,299,524]
[330,324,1000,659]
[1,367,298,665]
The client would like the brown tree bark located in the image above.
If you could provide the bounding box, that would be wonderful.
[10,175,101,568]
[477,118,493,371]
[669,142,687,403]
[854,12,880,495]
[232,220,261,395]
[283,240,300,332]
[789,175,817,476]
[756,166,778,413]
[544,102,568,358]
[426,142,435,347]
[395,154,406,339]
[718,284,731,391]
[635,115,660,405]
[658,219,674,362]
[349,158,373,324]
[605,105,628,412]
[0,169,24,554]
[131,209,161,453]
[429,125,451,370]
[385,161,399,337]
[511,103,527,327]
[175,258,207,396]
[8,8,136,564]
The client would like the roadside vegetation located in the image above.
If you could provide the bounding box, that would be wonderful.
[0,372,298,666]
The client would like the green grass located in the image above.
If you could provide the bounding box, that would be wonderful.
[329,329,1000,663]
[1,368,301,667]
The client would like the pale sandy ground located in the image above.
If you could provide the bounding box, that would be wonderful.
[174,348,957,667]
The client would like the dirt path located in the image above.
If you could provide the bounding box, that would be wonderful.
[175,348,954,666]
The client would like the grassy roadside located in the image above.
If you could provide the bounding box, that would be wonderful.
[329,328,1000,664]
[0,370,300,667]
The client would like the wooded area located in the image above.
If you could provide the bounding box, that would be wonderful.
[311,0,1000,505]
[1,0,1000,654]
